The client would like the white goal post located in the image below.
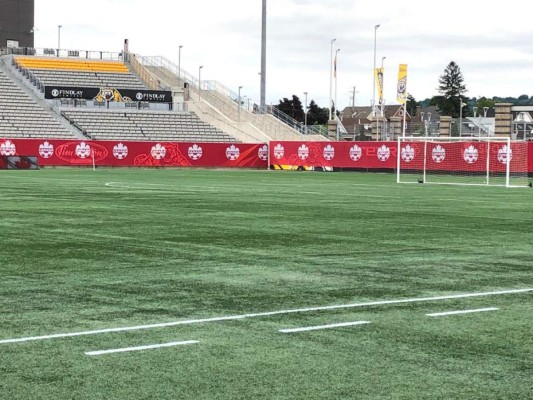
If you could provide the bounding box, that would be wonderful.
[397,137,530,188]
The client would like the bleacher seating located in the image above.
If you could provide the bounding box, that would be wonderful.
[61,109,239,142]
[13,57,147,90]
[0,69,76,138]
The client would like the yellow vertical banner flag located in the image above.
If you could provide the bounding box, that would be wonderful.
[397,64,408,104]
[374,68,384,105]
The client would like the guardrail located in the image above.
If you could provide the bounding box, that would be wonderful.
[137,55,328,138]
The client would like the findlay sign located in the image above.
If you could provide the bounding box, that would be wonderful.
[44,86,172,103]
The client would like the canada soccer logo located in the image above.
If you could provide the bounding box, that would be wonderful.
[432,145,446,163]
[273,144,284,160]
[113,143,128,160]
[463,145,478,164]
[349,144,362,161]
[0,140,16,156]
[188,144,203,161]
[497,145,513,164]
[38,141,54,158]
[258,145,268,161]
[298,144,309,160]
[226,144,240,161]
[401,145,415,162]
[323,144,335,161]
[151,143,166,160]
[377,145,390,162]
[75,142,91,159]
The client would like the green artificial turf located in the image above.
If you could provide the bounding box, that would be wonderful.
[0,168,531,399]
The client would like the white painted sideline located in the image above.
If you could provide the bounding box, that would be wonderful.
[85,340,199,356]
[279,321,371,333]
[426,307,499,317]
[1,288,531,345]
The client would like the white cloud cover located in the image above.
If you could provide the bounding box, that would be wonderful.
[34,0,533,109]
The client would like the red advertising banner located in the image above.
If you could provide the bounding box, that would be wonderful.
[270,141,533,173]
[269,141,398,169]
[0,139,268,168]
[1,138,532,173]
[398,140,528,173]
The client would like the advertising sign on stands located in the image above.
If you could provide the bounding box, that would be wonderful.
[45,86,172,103]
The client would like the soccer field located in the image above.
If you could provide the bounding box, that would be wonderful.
[0,168,532,399]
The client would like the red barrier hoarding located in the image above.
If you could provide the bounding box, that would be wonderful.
[0,139,268,168]
[270,141,533,173]
[529,142,533,173]
[269,141,398,170]
[1,138,532,173]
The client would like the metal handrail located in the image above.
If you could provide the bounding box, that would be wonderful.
[137,55,328,138]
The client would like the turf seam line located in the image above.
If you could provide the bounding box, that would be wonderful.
[1,288,531,344]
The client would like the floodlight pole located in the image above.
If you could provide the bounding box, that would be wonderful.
[260,0,267,111]
[304,91,308,132]
[483,107,489,136]
[459,100,466,136]
[335,48,340,115]
[57,25,62,57]
[372,24,380,140]
[238,85,243,122]
[198,65,203,100]
[329,38,336,121]
[178,45,183,82]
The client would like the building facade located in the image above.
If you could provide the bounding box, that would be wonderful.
[0,0,35,48]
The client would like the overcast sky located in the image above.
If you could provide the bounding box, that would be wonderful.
[34,0,533,110]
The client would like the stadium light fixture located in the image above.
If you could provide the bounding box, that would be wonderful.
[57,25,62,57]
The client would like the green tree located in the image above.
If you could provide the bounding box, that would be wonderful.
[434,61,469,118]
[306,100,329,125]
[276,96,329,125]
[406,94,418,117]
[474,97,495,116]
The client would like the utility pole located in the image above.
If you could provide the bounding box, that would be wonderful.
[350,86,359,108]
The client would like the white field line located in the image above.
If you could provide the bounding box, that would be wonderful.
[85,340,199,356]
[279,321,371,333]
[426,307,499,317]
[1,288,531,345]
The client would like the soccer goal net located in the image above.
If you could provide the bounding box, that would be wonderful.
[397,137,529,188]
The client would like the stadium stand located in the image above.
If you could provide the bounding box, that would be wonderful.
[13,57,147,90]
[61,109,238,142]
[0,67,76,138]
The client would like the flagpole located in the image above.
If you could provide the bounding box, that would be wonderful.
[402,102,406,137]
[334,48,340,138]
